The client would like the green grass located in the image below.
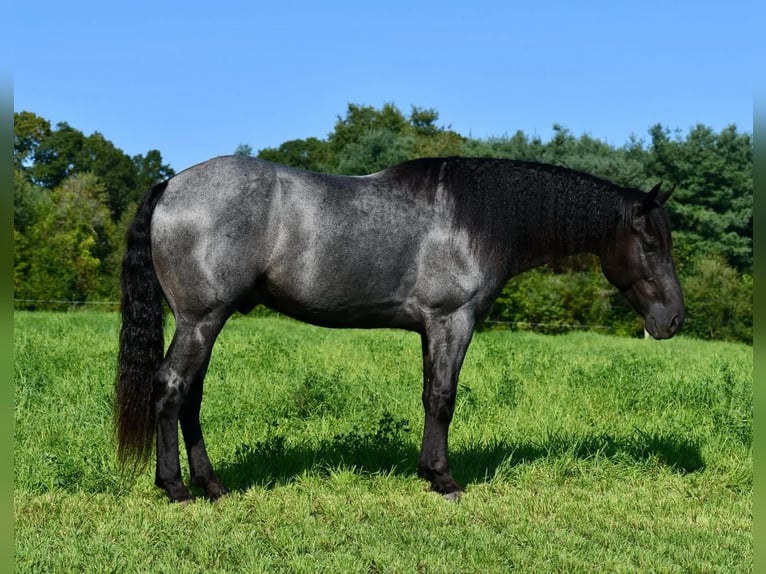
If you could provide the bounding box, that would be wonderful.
[14,311,752,573]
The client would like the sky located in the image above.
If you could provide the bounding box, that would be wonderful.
[13,1,755,173]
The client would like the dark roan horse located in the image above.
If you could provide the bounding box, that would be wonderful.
[116,155,684,502]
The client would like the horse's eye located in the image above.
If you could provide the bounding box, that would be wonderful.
[643,237,659,251]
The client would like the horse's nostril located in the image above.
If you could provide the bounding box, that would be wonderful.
[669,314,680,332]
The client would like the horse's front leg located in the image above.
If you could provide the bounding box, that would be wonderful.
[417,310,475,500]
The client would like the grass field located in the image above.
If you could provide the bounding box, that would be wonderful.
[14,311,752,573]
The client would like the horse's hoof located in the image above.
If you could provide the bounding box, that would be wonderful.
[204,484,229,501]
[442,490,464,502]
[165,489,194,504]
[169,490,195,505]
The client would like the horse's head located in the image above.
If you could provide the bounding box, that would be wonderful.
[600,183,685,339]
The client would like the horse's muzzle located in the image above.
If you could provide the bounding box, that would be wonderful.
[645,310,683,340]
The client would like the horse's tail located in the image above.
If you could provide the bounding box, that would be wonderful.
[114,180,169,471]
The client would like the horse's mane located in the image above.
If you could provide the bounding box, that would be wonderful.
[385,157,635,263]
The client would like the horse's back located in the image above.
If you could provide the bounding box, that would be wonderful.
[258,161,441,327]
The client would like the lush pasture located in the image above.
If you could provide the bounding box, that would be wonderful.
[14,311,751,573]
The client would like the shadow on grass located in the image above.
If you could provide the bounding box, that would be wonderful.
[451,429,705,485]
[216,418,705,493]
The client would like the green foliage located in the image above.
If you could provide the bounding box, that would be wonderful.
[288,370,351,419]
[13,167,48,232]
[644,124,752,271]
[233,143,253,156]
[13,111,52,171]
[14,111,174,221]
[328,103,410,157]
[14,313,752,572]
[257,137,329,172]
[255,103,464,174]
[487,264,640,336]
[681,255,752,343]
[132,149,175,199]
[335,128,415,175]
[462,125,645,187]
[14,174,119,306]
[13,111,173,307]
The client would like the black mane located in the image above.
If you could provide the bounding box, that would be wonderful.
[386,157,636,268]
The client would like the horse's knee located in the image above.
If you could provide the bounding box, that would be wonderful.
[424,387,456,423]
[437,388,457,421]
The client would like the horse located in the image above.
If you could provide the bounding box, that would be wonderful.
[115,155,684,502]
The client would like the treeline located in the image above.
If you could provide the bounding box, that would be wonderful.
[13,104,752,343]
[14,111,174,305]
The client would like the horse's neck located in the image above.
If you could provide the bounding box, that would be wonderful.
[508,182,623,273]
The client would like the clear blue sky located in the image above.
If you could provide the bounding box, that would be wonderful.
[14,1,754,172]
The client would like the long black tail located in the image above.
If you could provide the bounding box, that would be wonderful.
[115,180,169,471]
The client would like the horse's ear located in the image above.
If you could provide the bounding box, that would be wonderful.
[643,182,662,211]
[657,184,676,205]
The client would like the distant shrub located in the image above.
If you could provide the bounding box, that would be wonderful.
[485,265,641,337]
[481,253,751,345]
[681,255,752,344]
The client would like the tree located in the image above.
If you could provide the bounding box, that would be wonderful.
[13,111,174,221]
[14,112,175,306]
[233,143,253,156]
[335,128,414,175]
[133,149,175,197]
[13,111,51,172]
[255,103,465,175]
[13,168,48,233]
[681,255,752,343]
[15,173,118,305]
[409,106,465,158]
[257,137,329,172]
[645,124,752,271]
[327,103,410,162]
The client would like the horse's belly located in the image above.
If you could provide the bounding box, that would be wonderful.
[253,242,421,329]
[257,275,422,329]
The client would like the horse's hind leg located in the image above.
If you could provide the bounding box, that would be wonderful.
[179,364,228,500]
[154,310,230,502]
